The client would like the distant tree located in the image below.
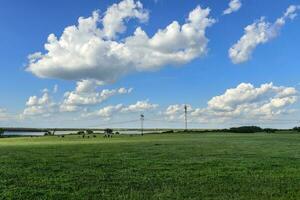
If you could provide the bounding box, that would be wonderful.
[229,126,263,133]
[293,127,300,132]
[162,130,174,134]
[44,131,52,136]
[86,130,93,135]
[104,129,113,138]
[0,129,4,137]
[77,131,85,135]
[264,128,276,134]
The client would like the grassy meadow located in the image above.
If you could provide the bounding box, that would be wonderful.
[0,132,300,199]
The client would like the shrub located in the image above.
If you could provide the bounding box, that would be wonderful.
[162,130,174,134]
[86,130,93,135]
[104,129,113,138]
[0,129,4,137]
[229,126,263,133]
[77,131,85,135]
[104,129,113,134]
[264,128,276,133]
[44,131,52,136]
[293,127,300,132]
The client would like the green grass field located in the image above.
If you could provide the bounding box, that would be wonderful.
[0,132,300,199]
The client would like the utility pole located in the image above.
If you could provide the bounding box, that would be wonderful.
[140,114,144,136]
[184,105,188,131]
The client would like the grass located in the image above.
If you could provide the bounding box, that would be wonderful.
[0,132,300,199]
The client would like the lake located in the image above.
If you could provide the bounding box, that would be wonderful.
[3,130,159,136]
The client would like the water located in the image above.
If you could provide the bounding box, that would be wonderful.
[4,130,160,136]
[4,131,73,136]
[118,130,157,135]
[53,131,80,135]
[4,131,45,136]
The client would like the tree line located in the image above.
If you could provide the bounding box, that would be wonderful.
[0,129,4,137]
[204,126,300,133]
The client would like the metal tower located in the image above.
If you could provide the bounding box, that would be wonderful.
[184,105,188,131]
[140,114,145,135]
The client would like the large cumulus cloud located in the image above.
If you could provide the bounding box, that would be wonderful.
[27,0,215,83]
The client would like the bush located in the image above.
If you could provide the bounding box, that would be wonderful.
[264,128,276,133]
[0,129,4,137]
[104,129,113,134]
[228,126,263,133]
[293,127,300,132]
[44,131,52,136]
[86,130,93,135]
[162,130,174,134]
[104,129,113,138]
[77,131,85,135]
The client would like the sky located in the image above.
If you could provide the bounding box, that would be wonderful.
[0,0,300,129]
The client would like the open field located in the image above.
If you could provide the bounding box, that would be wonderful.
[0,132,300,199]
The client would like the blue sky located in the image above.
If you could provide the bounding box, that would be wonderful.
[0,0,300,129]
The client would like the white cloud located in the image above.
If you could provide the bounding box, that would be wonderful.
[121,100,158,112]
[161,83,298,123]
[83,100,159,119]
[60,80,133,112]
[94,104,124,119]
[41,88,49,93]
[53,84,58,93]
[22,91,57,117]
[0,108,10,121]
[164,104,192,121]
[27,1,215,83]
[42,84,59,94]
[229,5,300,64]
[191,83,298,121]
[21,80,133,117]
[102,0,149,39]
[223,0,242,15]
[11,82,300,126]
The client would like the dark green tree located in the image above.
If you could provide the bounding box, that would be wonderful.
[229,126,263,133]
[104,129,113,138]
[264,128,276,134]
[77,131,85,135]
[86,130,93,135]
[0,129,4,137]
[293,127,300,132]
